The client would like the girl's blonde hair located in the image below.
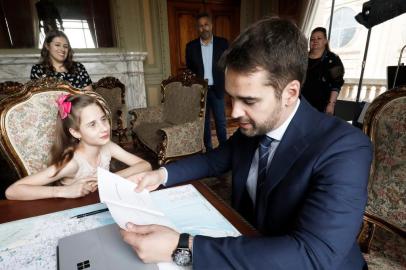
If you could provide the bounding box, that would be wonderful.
[49,94,108,176]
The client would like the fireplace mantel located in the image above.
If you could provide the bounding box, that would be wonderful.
[0,51,148,109]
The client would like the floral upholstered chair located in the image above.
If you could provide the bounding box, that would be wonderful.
[93,76,128,144]
[358,86,406,270]
[0,77,109,178]
[130,70,207,165]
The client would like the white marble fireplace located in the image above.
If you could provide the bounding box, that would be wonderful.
[0,51,148,109]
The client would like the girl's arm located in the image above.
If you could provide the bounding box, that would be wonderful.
[5,160,95,200]
[108,142,152,178]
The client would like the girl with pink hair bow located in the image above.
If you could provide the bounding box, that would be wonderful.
[5,94,151,200]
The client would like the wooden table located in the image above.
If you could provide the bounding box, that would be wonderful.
[0,181,257,236]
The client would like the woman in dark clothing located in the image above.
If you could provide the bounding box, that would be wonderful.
[30,31,93,90]
[301,27,344,114]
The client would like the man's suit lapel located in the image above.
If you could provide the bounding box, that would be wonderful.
[212,36,220,70]
[195,40,204,72]
[264,100,315,197]
[264,136,307,195]
[256,100,315,230]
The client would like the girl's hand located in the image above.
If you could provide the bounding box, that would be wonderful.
[79,177,98,192]
[59,181,96,198]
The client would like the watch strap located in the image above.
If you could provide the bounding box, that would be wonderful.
[178,233,190,249]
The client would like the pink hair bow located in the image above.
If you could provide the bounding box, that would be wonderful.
[56,94,72,119]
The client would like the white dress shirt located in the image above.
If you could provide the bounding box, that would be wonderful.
[200,37,214,86]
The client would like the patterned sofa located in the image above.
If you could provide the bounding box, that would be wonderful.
[130,70,207,165]
[358,86,406,269]
[0,77,109,177]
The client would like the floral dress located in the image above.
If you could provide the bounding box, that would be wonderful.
[30,62,92,89]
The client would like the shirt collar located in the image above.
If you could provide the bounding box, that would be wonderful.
[266,99,300,141]
[200,36,213,46]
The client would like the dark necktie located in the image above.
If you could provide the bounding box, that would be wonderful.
[255,135,273,225]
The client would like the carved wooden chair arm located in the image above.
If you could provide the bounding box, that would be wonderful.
[357,218,376,253]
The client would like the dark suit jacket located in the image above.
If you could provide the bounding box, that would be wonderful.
[164,98,372,270]
[185,36,228,98]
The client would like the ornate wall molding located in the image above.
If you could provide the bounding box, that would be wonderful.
[0,51,148,109]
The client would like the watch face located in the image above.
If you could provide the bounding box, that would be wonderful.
[172,248,192,266]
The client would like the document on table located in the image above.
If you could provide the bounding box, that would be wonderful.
[97,168,240,238]
[97,168,174,229]
[0,169,240,270]
[97,168,241,270]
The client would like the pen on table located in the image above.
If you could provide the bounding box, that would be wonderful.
[70,208,109,219]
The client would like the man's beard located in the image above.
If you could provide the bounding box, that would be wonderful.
[238,107,282,137]
[200,31,211,40]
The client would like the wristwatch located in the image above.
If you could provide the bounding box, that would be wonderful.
[172,233,192,266]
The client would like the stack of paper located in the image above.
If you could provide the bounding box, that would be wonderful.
[97,168,175,230]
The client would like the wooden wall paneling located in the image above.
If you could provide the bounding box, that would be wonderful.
[167,0,240,76]
[207,2,240,42]
[178,13,199,68]
[278,0,306,26]
[167,1,202,75]
[1,0,34,48]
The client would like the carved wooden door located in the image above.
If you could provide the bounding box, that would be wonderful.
[167,0,240,76]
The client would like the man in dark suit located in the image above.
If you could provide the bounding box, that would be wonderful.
[186,12,228,151]
[122,18,372,270]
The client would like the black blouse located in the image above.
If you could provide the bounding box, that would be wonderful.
[30,62,92,89]
[301,50,345,112]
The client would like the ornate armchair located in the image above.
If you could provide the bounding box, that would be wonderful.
[130,70,207,165]
[0,81,24,100]
[358,86,406,269]
[93,76,128,144]
[0,77,110,178]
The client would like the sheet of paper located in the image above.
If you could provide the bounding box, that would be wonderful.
[97,168,174,229]
[152,185,241,238]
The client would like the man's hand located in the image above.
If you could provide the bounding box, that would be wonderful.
[120,223,179,263]
[127,169,166,192]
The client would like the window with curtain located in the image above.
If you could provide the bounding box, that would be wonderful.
[307,0,406,90]
[39,19,95,48]
[0,0,115,49]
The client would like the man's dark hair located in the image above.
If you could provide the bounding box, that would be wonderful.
[196,12,211,21]
[220,17,308,98]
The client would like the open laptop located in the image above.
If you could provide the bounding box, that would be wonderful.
[57,224,158,270]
